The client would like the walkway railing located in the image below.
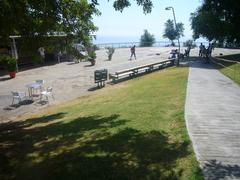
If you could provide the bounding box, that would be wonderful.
[94,41,209,49]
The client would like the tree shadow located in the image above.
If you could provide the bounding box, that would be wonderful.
[0,77,11,82]
[186,55,239,71]
[203,160,240,179]
[0,113,190,180]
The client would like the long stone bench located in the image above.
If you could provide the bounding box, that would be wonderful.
[109,58,175,82]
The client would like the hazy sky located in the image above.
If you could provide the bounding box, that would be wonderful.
[93,0,203,43]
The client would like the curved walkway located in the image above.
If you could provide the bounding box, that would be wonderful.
[185,59,240,179]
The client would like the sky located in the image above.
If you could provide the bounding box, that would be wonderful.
[93,0,203,44]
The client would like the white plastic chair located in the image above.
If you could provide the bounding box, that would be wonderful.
[40,87,54,102]
[11,91,27,105]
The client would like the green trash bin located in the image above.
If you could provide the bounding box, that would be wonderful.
[94,69,108,87]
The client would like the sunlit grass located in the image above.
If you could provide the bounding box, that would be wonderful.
[215,54,240,85]
[0,67,203,180]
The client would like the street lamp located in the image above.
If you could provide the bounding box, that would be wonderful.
[165,6,180,66]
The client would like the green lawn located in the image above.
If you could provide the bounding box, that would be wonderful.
[0,67,203,180]
[215,54,240,85]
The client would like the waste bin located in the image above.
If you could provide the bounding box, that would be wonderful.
[94,70,102,82]
[101,69,108,81]
[94,69,108,87]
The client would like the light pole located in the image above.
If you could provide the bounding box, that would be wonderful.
[165,6,180,66]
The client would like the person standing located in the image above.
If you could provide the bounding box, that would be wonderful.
[130,45,136,60]
[207,43,213,57]
[38,47,45,60]
[199,43,203,57]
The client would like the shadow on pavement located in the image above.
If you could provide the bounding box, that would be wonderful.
[203,160,240,179]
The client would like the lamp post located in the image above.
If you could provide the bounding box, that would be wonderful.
[165,6,180,66]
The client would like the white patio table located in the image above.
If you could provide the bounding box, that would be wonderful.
[26,82,42,99]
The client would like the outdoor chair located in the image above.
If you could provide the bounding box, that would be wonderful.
[40,87,54,102]
[11,91,27,105]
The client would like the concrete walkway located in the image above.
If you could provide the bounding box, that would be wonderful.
[185,60,240,179]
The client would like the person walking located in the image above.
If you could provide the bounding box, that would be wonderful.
[130,45,136,60]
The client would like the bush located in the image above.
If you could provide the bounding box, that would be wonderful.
[32,55,44,65]
[0,55,17,72]
[0,55,8,67]
[86,45,96,60]
[7,58,17,72]
[106,47,115,60]
[183,40,196,48]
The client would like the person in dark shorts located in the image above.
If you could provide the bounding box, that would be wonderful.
[130,45,136,60]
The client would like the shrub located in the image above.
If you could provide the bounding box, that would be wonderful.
[32,55,44,65]
[0,55,8,67]
[1,56,17,72]
[106,47,115,60]
[183,40,196,48]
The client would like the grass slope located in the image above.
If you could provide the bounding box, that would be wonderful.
[0,67,203,180]
[215,54,240,85]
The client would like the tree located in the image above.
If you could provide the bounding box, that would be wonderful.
[163,19,184,46]
[0,0,100,59]
[140,30,156,47]
[191,0,240,45]
[110,0,153,14]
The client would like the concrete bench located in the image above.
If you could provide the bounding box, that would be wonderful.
[109,59,175,82]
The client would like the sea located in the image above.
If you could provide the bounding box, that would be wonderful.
[92,36,208,48]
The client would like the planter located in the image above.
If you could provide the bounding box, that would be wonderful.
[9,72,16,78]
[90,59,96,66]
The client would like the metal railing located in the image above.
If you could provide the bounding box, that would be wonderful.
[94,41,209,49]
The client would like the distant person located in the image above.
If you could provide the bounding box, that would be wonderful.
[185,44,191,57]
[202,45,207,57]
[169,49,178,59]
[130,45,136,60]
[199,43,203,57]
[207,43,213,56]
[38,47,45,59]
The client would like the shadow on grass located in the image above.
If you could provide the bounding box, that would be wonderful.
[0,112,190,180]
[203,160,240,179]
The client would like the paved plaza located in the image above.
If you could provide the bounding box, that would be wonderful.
[0,47,240,122]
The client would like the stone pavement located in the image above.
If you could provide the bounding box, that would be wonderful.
[185,59,240,179]
[0,47,173,122]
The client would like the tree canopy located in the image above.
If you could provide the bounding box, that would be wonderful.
[163,19,184,46]
[140,30,155,47]
[0,0,100,45]
[111,0,153,14]
[0,0,153,40]
[191,0,240,45]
